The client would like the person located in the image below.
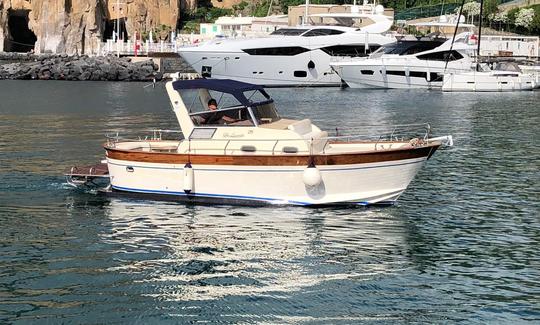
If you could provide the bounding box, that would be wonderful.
[204,98,236,124]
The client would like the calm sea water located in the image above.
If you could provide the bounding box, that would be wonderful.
[0,81,539,324]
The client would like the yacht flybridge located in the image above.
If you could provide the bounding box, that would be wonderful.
[178,3,395,87]
[66,79,453,206]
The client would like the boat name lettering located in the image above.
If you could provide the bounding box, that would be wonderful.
[223,133,245,138]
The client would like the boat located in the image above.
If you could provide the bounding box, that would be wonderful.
[330,32,476,89]
[178,2,395,87]
[442,62,536,91]
[519,63,540,88]
[441,0,536,92]
[66,78,453,206]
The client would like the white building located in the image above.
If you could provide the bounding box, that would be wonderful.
[199,15,289,39]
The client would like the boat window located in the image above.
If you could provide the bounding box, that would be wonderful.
[320,45,381,57]
[417,50,464,61]
[244,89,270,104]
[409,71,426,78]
[376,40,446,56]
[431,73,443,81]
[294,70,307,77]
[386,70,406,76]
[251,102,280,125]
[361,70,374,75]
[270,28,309,36]
[201,66,212,77]
[190,106,253,127]
[302,29,345,37]
[242,46,310,56]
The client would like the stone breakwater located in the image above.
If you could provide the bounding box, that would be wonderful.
[0,53,161,81]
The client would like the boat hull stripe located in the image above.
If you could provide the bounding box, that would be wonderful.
[107,158,425,172]
[105,145,438,166]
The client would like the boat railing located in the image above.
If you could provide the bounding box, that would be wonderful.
[104,124,432,154]
[105,129,184,148]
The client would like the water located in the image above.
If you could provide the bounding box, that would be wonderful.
[0,81,539,323]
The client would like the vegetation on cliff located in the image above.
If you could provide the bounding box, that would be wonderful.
[178,0,540,36]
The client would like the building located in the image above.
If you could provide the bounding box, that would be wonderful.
[288,4,394,27]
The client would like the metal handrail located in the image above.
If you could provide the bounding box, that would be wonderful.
[104,124,432,155]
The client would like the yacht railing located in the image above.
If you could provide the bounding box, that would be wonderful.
[104,124,433,155]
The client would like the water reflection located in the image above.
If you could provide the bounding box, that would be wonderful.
[97,198,411,303]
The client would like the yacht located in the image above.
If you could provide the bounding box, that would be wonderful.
[442,62,536,91]
[178,5,395,87]
[330,32,477,89]
[66,78,453,206]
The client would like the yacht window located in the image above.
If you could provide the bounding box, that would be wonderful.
[320,45,381,57]
[409,71,426,78]
[431,73,443,81]
[386,70,406,76]
[302,29,345,37]
[201,66,212,77]
[270,28,308,36]
[361,70,374,75]
[294,70,307,77]
[378,40,446,56]
[242,46,310,56]
[417,50,464,61]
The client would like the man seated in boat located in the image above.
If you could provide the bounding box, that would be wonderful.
[205,99,238,124]
[192,99,240,125]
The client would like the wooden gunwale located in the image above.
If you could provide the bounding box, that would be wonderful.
[104,143,440,166]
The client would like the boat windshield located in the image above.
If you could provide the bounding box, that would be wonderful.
[370,40,445,58]
[270,28,308,36]
[185,88,279,127]
[251,101,280,124]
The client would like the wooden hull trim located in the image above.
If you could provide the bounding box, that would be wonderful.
[104,144,439,166]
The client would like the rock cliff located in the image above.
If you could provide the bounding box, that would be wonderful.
[0,0,183,55]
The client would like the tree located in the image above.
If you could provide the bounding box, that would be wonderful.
[483,0,499,27]
[515,8,535,30]
[461,1,481,25]
[490,11,508,31]
[531,5,540,34]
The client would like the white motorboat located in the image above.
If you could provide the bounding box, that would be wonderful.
[178,4,395,87]
[440,0,536,92]
[330,32,477,89]
[442,63,536,91]
[67,79,453,206]
[519,64,540,88]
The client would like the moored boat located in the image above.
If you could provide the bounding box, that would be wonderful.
[330,32,479,89]
[442,63,536,92]
[68,79,453,206]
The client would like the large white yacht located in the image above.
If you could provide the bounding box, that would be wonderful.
[331,32,477,89]
[178,5,395,87]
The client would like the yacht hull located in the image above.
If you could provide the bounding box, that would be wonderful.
[333,62,471,89]
[442,72,536,92]
[105,145,438,206]
[180,50,343,87]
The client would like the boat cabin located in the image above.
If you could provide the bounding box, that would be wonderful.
[165,79,329,155]
[176,79,280,127]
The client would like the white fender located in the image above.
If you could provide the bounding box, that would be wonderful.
[303,164,322,187]
[183,163,194,193]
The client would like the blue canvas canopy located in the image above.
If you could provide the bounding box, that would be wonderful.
[172,79,271,107]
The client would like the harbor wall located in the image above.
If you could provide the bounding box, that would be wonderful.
[0,53,160,81]
[0,52,196,80]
